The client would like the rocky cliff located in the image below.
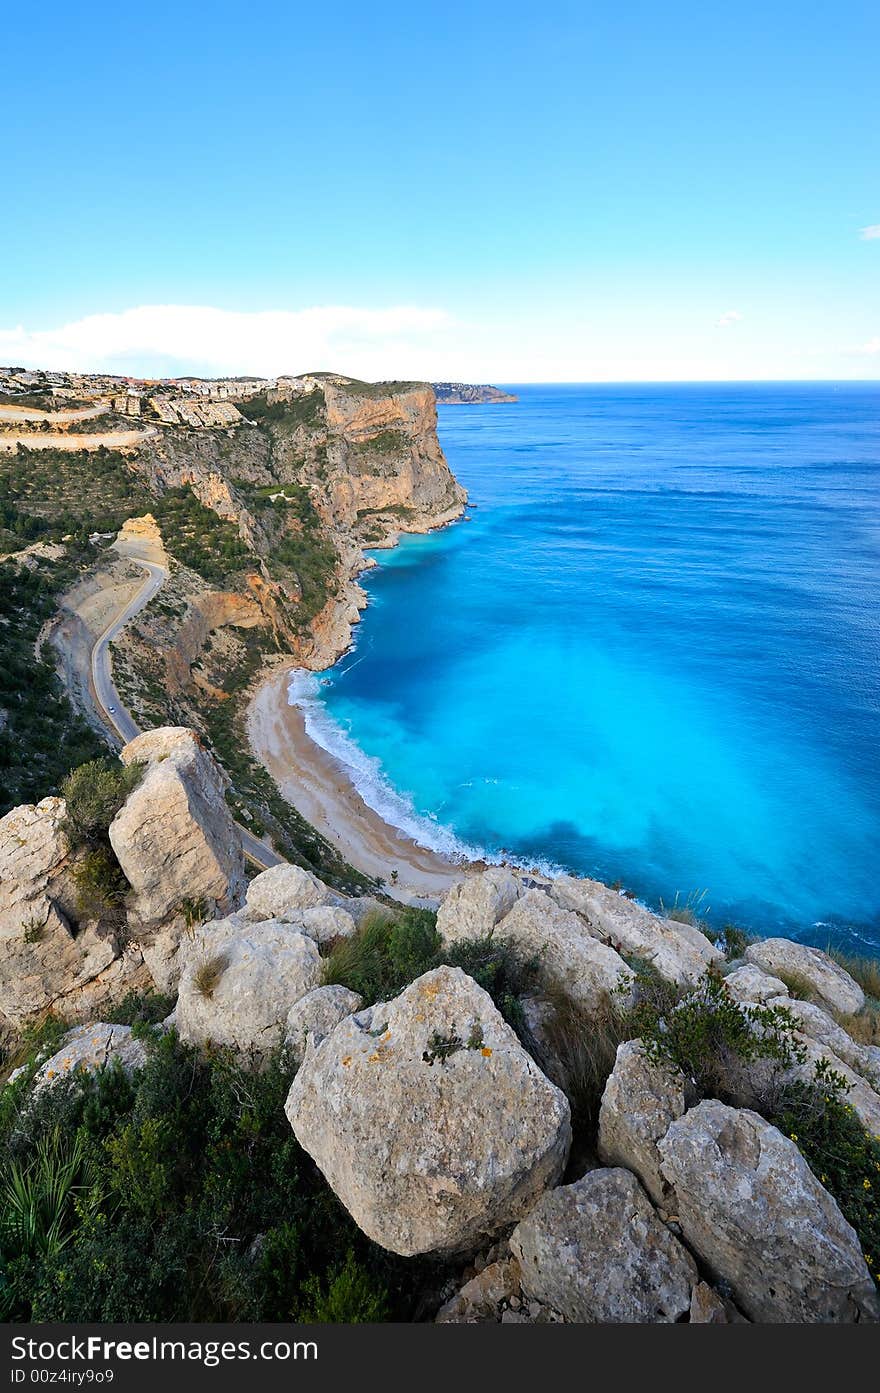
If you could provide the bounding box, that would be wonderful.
[2,739,879,1323]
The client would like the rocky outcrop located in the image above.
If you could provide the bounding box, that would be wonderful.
[176,919,321,1057]
[435,1258,527,1323]
[510,1168,698,1324]
[286,966,571,1256]
[242,863,333,921]
[597,1040,687,1206]
[436,867,521,944]
[745,938,864,1016]
[284,985,363,1067]
[767,995,880,1083]
[724,963,790,1004]
[548,875,722,986]
[30,1022,148,1094]
[0,797,148,1027]
[493,890,635,1013]
[657,1100,879,1322]
[109,727,246,926]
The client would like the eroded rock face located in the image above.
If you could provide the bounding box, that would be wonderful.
[110,728,245,926]
[293,905,356,944]
[657,1100,879,1323]
[510,1168,697,1324]
[243,863,332,921]
[176,922,321,1056]
[0,797,148,1025]
[435,1259,525,1324]
[725,964,790,1004]
[31,1023,148,1094]
[745,938,864,1016]
[436,867,522,945]
[597,1039,687,1206]
[548,875,722,987]
[286,966,571,1256]
[494,890,635,1013]
[284,985,363,1067]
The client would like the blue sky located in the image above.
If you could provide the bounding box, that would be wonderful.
[1,1,878,381]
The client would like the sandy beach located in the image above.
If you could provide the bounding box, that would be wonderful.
[247,667,467,903]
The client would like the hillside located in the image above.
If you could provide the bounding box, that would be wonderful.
[433,381,519,404]
[0,367,465,883]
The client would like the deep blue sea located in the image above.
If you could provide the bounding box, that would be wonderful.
[291,383,880,954]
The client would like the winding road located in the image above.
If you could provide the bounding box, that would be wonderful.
[88,554,283,871]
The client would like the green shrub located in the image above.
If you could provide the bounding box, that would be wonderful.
[1,1028,447,1322]
[720,924,755,959]
[631,968,804,1105]
[61,758,143,849]
[775,1058,880,1289]
[322,909,440,1004]
[295,1249,389,1322]
[105,990,176,1029]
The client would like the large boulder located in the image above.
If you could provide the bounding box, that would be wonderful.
[597,1039,687,1206]
[176,921,321,1056]
[657,1100,879,1322]
[110,728,246,925]
[30,1022,148,1094]
[242,863,333,921]
[286,966,571,1256]
[284,985,363,1066]
[548,875,722,986]
[745,938,864,1016]
[493,889,635,1012]
[436,867,522,944]
[0,797,147,1026]
[724,964,790,1005]
[510,1168,697,1323]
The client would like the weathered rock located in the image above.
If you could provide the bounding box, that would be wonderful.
[688,1282,730,1323]
[597,1039,687,1205]
[725,964,790,1005]
[510,1168,697,1323]
[243,863,332,921]
[176,922,321,1056]
[435,1259,523,1323]
[286,966,571,1256]
[436,867,521,944]
[745,938,864,1016]
[31,1023,148,1093]
[494,889,635,1012]
[294,904,357,944]
[548,875,722,986]
[0,797,148,1025]
[110,728,246,925]
[559,880,723,980]
[766,995,880,1084]
[284,985,363,1066]
[657,1100,879,1322]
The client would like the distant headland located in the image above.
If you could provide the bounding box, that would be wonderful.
[432,382,518,404]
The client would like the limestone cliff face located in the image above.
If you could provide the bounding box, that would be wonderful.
[123,375,466,671]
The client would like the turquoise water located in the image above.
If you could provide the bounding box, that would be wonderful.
[292,384,880,953]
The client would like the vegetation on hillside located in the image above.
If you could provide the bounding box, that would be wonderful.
[0,558,107,816]
[235,390,326,430]
[0,446,148,540]
[151,487,250,583]
[0,1021,450,1322]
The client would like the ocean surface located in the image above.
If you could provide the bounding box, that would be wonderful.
[290,383,880,954]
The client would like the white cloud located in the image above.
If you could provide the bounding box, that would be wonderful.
[716,309,743,328]
[857,336,880,355]
[859,224,880,240]
[0,303,457,380]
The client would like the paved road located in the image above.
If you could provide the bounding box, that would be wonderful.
[89,559,283,870]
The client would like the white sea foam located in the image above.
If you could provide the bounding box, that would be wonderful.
[286,669,481,865]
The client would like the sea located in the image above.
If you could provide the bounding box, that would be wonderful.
[289,383,880,955]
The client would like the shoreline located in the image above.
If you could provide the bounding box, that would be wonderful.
[247,666,467,903]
